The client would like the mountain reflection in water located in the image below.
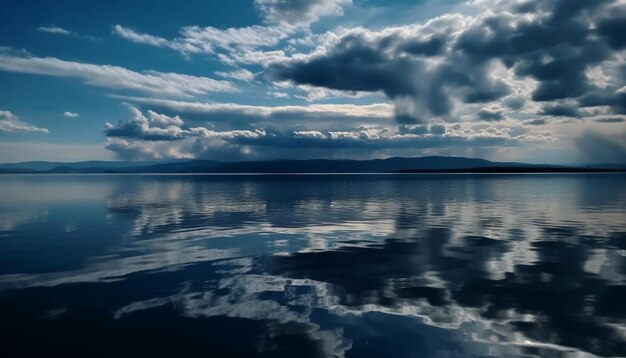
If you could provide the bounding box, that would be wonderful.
[0,174,624,357]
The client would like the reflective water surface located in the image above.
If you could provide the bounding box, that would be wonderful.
[0,174,625,357]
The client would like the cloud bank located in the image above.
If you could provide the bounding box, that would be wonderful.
[0,111,49,133]
[104,107,552,160]
[0,52,236,98]
[268,0,626,123]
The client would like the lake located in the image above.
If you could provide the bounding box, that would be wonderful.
[0,174,625,357]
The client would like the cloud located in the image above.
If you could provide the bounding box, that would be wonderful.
[524,119,547,126]
[254,0,352,26]
[267,0,626,123]
[477,104,506,121]
[38,26,72,35]
[127,97,392,118]
[111,96,394,130]
[105,107,194,141]
[63,111,79,118]
[266,14,507,123]
[269,91,289,98]
[0,52,236,98]
[398,124,429,135]
[594,116,625,123]
[293,84,373,102]
[104,107,551,160]
[215,69,255,81]
[38,26,96,40]
[112,23,297,59]
[540,103,582,117]
[112,1,352,65]
[0,111,49,133]
[111,25,202,54]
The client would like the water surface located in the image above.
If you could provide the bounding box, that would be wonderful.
[0,174,625,357]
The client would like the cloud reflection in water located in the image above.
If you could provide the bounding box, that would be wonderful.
[0,174,624,357]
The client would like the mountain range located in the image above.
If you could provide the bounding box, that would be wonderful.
[0,156,624,174]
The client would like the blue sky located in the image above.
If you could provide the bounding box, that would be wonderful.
[0,0,624,163]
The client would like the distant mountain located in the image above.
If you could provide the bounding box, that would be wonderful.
[124,157,524,173]
[0,160,160,171]
[0,156,623,174]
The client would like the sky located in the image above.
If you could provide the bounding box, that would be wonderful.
[0,0,625,164]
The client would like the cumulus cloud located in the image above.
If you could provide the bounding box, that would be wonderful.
[477,104,506,121]
[10,0,625,163]
[63,111,79,118]
[0,111,49,133]
[104,107,552,160]
[0,52,236,98]
[267,0,626,124]
[267,14,507,123]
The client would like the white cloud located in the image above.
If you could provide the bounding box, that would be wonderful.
[215,69,255,81]
[114,96,394,120]
[38,26,72,35]
[112,1,352,65]
[0,53,237,98]
[38,26,97,40]
[113,23,297,58]
[294,84,374,102]
[254,0,352,26]
[0,111,49,133]
[111,25,200,54]
[63,111,79,118]
[269,91,290,98]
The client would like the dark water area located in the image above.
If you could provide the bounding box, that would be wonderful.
[0,174,625,357]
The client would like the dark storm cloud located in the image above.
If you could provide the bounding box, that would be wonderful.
[477,105,506,121]
[503,96,525,110]
[579,90,626,115]
[594,117,625,123]
[429,124,446,135]
[268,14,509,123]
[399,35,447,57]
[267,0,626,122]
[596,1,626,50]
[540,104,582,117]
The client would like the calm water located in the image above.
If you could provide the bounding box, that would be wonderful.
[0,174,625,357]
